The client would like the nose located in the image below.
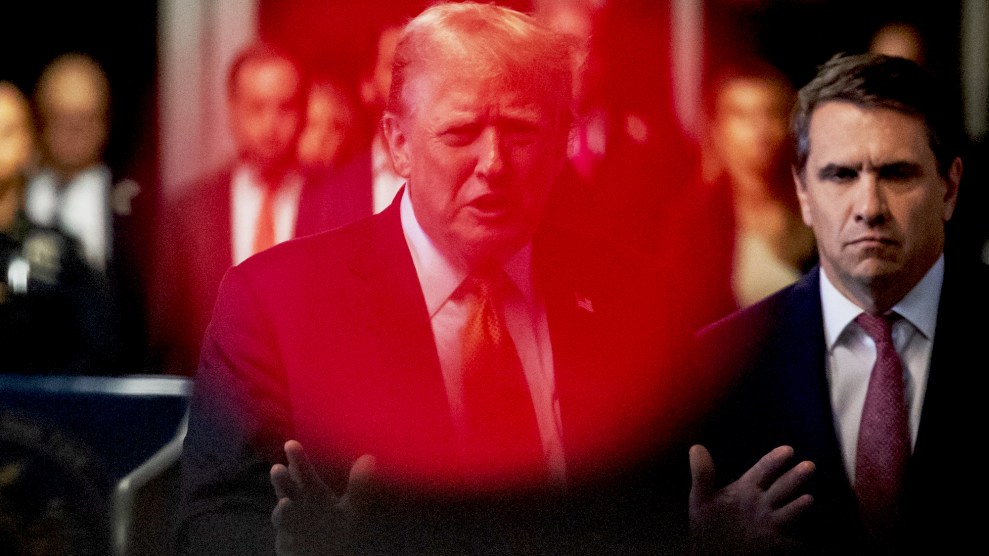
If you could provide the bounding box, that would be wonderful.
[854,173,889,226]
[476,127,505,179]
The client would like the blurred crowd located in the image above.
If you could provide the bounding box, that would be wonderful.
[0,2,985,378]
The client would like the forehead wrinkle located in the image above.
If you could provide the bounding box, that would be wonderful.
[411,68,547,123]
[811,114,933,171]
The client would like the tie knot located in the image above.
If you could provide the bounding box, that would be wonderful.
[855,311,900,345]
[463,270,511,301]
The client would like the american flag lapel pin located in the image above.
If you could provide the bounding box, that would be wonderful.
[575,291,594,313]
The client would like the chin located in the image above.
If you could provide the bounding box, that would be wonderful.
[462,236,525,268]
[852,264,906,285]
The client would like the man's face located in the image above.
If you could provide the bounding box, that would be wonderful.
[712,77,790,178]
[39,70,107,175]
[298,84,357,168]
[228,58,302,175]
[796,101,960,304]
[383,59,568,270]
[0,91,33,181]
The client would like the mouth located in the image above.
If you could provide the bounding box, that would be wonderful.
[847,236,898,248]
[466,193,515,219]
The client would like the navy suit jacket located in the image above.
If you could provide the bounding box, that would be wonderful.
[690,260,989,554]
[295,148,374,238]
[177,192,692,555]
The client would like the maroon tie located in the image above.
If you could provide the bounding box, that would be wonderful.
[854,312,909,542]
[459,272,545,487]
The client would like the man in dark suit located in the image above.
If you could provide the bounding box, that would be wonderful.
[0,81,115,374]
[154,42,370,376]
[178,3,691,555]
[687,53,986,554]
[24,53,151,374]
[293,16,406,238]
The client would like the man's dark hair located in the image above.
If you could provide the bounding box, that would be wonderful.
[226,41,306,106]
[703,56,794,122]
[792,52,963,179]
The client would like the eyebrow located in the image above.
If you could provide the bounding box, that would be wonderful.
[876,161,924,177]
[816,160,924,180]
[817,163,859,180]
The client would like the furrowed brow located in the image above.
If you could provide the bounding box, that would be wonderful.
[877,161,923,179]
[817,162,860,180]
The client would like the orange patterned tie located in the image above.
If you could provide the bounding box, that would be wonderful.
[459,271,545,485]
[252,186,276,255]
[854,311,909,545]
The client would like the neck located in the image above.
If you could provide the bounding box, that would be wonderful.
[51,162,97,185]
[827,264,935,316]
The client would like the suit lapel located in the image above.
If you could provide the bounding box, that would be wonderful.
[534,225,670,481]
[773,268,862,537]
[345,199,456,474]
[773,270,841,462]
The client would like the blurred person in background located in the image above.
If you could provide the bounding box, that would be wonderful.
[296,74,361,177]
[673,58,816,330]
[532,0,604,183]
[0,81,113,375]
[292,73,370,243]
[702,58,817,309]
[154,42,367,376]
[155,42,305,377]
[24,53,151,374]
[294,17,407,237]
[869,20,926,66]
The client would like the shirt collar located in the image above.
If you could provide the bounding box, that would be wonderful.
[400,188,534,317]
[891,254,943,340]
[820,254,944,349]
[233,163,303,192]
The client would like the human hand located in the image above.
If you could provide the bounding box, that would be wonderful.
[688,444,814,556]
[270,440,377,556]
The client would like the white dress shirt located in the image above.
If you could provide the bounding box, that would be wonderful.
[231,165,303,265]
[399,189,565,484]
[25,164,112,273]
[820,255,942,483]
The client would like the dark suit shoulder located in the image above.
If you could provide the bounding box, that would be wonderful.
[688,270,822,414]
[229,208,404,316]
[695,281,791,358]
[296,150,374,237]
[243,209,383,270]
[697,269,819,343]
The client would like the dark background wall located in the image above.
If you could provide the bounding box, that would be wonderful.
[705,0,964,114]
[0,2,159,189]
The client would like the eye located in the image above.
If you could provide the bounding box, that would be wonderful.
[818,164,858,183]
[833,168,857,182]
[440,124,482,146]
[878,162,922,181]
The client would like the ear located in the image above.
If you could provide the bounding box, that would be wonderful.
[793,167,814,227]
[381,112,411,178]
[942,156,962,222]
